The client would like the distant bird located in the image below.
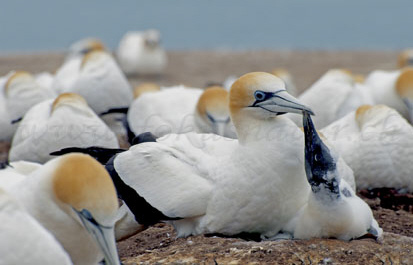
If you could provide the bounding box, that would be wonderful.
[321,104,413,192]
[54,50,133,135]
[0,71,57,141]
[117,29,167,75]
[281,112,382,240]
[364,67,413,124]
[287,69,374,128]
[0,188,72,265]
[1,154,121,265]
[67,37,107,60]
[126,85,236,140]
[133,82,161,98]
[398,49,413,68]
[271,68,298,96]
[53,38,107,93]
[56,72,376,240]
[9,93,119,163]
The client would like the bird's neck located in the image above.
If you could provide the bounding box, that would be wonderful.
[233,113,302,145]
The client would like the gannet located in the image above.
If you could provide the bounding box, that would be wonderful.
[133,82,161,98]
[398,49,413,68]
[58,50,133,135]
[53,73,369,241]
[364,68,413,122]
[9,93,119,163]
[0,188,72,265]
[281,112,382,240]
[321,104,413,192]
[3,154,121,265]
[69,72,325,239]
[53,38,106,93]
[286,69,374,128]
[271,68,298,96]
[127,85,236,140]
[0,71,57,141]
[116,29,167,75]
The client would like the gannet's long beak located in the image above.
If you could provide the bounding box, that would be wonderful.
[302,111,340,197]
[76,209,120,265]
[253,90,314,115]
[402,98,413,123]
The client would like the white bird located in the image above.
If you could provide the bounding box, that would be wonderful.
[126,85,236,140]
[281,112,382,240]
[132,82,161,99]
[53,38,106,93]
[287,69,374,128]
[63,72,377,240]
[398,49,413,68]
[116,29,167,75]
[9,93,119,163]
[364,68,413,122]
[2,153,121,265]
[55,50,133,135]
[0,188,72,265]
[0,71,57,141]
[321,104,413,192]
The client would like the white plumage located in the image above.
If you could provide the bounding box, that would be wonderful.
[107,72,375,240]
[116,30,167,75]
[287,69,374,128]
[9,93,119,163]
[321,104,413,191]
[0,188,72,265]
[1,154,121,265]
[127,85,236,138]
[0,71,57,141]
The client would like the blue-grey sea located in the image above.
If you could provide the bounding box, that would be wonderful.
[1,0,412,52]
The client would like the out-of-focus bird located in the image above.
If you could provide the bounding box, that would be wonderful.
[0,188,73,265]
[54,50,133,135]
[53,38,107,93]
[364,67,413,123]
[1,153,121,265]
[398,49,413,68]
[126,85,236,140]
[321,104,413,192]
[287,69,374,128]
[133,82,161,99]
[9,93,119,163]
[116,29,167,75]
[0,71,57,141]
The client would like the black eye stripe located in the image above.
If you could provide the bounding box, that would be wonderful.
[251,89,285,107]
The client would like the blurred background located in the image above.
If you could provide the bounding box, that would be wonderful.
[1,0,412,53]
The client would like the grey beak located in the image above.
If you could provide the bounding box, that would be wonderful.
[255,90,314,115]
[76,209,120,265]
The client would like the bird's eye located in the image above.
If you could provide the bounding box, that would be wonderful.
[254,91,266,101]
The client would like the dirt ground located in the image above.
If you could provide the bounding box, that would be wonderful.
[0,50,412,264]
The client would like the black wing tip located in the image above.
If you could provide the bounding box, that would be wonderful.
[131,132,157,146]
[100,107,129,116]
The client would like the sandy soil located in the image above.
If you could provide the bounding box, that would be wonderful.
[0,50,411,264]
